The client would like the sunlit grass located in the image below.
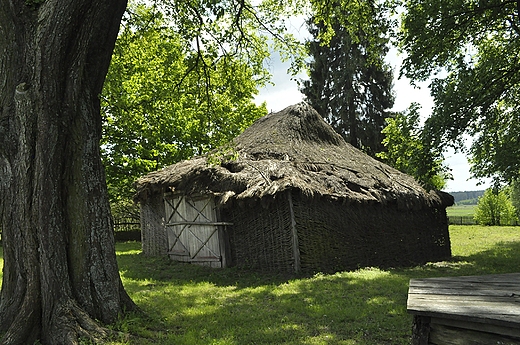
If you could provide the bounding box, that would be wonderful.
[114,241,413,344]
[450,225,520,256]
[1,225,519,344]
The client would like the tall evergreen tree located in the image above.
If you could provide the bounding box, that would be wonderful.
[301,5,394,157]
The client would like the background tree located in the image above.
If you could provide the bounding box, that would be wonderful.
[400,0,520,185]
[377,103,449,190]
[474,188,517,226]
[301,2,394,157]
[101,5,268,208]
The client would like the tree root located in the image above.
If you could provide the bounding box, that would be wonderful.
[47,299,120,345]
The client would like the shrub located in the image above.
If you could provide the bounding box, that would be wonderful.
[474,188,517,225]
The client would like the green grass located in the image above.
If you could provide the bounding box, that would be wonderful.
[1,226,519,344]
[446,204,476,217]
[112,225,520,344]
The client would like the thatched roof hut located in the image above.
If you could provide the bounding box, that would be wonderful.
[135,103,453,273]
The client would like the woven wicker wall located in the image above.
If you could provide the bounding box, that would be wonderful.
[225,196,296,272]
[223,192,450,273]
[292,194,451,273]
[140,193,167,256]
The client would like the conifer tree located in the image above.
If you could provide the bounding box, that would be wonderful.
[301,4,394,157]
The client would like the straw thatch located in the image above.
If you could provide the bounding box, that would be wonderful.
[134,102,452,210]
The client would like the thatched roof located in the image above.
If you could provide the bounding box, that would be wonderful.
[134,103,453,209]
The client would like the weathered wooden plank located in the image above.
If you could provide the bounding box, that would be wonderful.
[410,277,520,286]
[166,221,233,226]
[410,273,520,284]
[409,286,518,297]
[407,273,520,330]
[408,311,520,327]
[408,300,520,325]
[428,323,520,345]
[169,254,191,262]
[431,317,520,340]
[409,274,520,291]
[287,191,301,273]
[409,281,520,294]
[188,256,221,262]
[408,294,520,309]
[408,274,520,343]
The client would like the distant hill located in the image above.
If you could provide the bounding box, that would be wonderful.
[448,190,485,205]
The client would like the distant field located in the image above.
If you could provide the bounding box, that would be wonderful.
[446,205,476,217]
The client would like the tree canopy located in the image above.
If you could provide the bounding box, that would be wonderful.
[101,5,268,203]
[7,0,513,341]
[400,0,520,184]
[377,103,449,190]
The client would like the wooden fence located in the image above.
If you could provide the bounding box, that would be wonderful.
[0,218,140,243]
[1,215,516,244]
[448,216,519,226]
[447,216,479,226]
[113,216,141,242]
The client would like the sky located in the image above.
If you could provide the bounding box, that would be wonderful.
[254,51,491,193]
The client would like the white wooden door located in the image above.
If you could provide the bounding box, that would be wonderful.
[164,194,223,268]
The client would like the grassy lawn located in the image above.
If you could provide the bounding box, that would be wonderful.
[0,225,519,344]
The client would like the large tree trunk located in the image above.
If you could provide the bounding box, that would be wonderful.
[0,1,135,343]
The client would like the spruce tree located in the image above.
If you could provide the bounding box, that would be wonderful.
[301,7,394,157]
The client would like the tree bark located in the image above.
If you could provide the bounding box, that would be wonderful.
[0,0,135,343]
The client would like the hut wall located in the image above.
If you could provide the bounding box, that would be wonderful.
[224,195,297,272]
[292,194,451,273]
[140,193,168,256]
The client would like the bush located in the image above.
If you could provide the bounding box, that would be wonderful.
[474,188,517,225]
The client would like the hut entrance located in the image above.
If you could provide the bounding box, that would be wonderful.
[164,193,231,268]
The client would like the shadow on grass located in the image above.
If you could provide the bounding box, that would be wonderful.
[114,239,520,344]
[116,239,520,287]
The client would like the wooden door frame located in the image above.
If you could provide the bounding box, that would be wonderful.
[163,193,232,268]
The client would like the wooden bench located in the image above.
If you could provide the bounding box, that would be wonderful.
[407,273,520,345]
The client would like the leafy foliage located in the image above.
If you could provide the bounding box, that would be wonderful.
[377,103,449,190]
[310,0,397,53]
[101,5,268,203]
[474,188,517,226]
[400,0,520,184]
[155,0,309,75]
[301,1,394,157]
